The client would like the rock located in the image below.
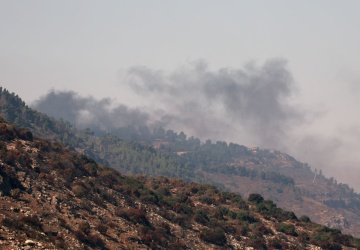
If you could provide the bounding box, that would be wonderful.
[24,239,36,246]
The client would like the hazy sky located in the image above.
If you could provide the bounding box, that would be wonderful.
[1,1,360,190]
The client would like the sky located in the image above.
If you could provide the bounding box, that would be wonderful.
[1,1,360,191]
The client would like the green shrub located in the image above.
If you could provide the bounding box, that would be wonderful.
[248,193,264,204]
[194,210,209,224]
[199,227,227,246]
[276,222,297,236]
[247,235,267,249]
[299,215,311,222]
[236,211,258,223]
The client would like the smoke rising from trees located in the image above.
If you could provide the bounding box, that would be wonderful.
[33,60,360,191]
[34,59,302,149]
[33,91,151,133]
[126,59,303,148]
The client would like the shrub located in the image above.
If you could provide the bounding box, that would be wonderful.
[72,185,85,197]
[54,234,67,249]
[96,223,108,235]
[116,208,150,226]
[194,210,209,225]
[175,215,192,229]
[83,163,97,176]
[17,128,33,141]
[198,195,216,205]
[159,222,171,235]
[78,221,91,235]
[276,222,297,236]
[332,233,353,246]
[157,186,171,196]
[298,231,310,241]
[74,230,87,244]
[1,217,23,230]
[168,240,187,249]
[21,214,43,230]
[254,223,273,235]
[247,235,267,249]
[236,211,258,223]
[172,203,193,215]
[10,188,21,198]
[58,217,71,231]
[139,226,167,248]
[248,193,264,204]
[87,233,105,248]
[267,237,289,249]
[236,223,249,237]
[299,215,311,222]
[139,192,158,205]
[199,227,227,246]
[312,240,342,250]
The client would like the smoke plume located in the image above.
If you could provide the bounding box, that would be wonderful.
[34,59,302,149]
[33,59,360,191]
[126,59,302,148]
[33,90,151,133]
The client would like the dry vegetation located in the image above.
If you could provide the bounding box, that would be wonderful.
[3,87,360,240]
[0,119,360,249]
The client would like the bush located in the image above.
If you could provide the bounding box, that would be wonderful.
[299,215,311,222]
[87,233,105,248]
[194,210,209,225]
[236,211,258,223]
[21,214,43,230]
[10,188,21,198]
[116,208,150,226]
[172,203,193,215]
[332,233,353,246]
[199,227,227,246]
[267,237,289,249]
[17,128,33,141]
[276,222,297,236]
[78,221,91,235]
[72,185,85,197]
[96,223,108,235]
[1,217,24,230]
[168,240,187,249]
[159,222,171,235]
[254,223,273,235]
[247,235,267,249]
[248,193,264,204]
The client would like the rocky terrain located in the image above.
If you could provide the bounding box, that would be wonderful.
[202,148,360,237]
[1,87,360,240]
[1,119,360,249]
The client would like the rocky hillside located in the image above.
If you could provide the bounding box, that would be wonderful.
[2,86,360,238]
[1,119,360,249]
[200,147,360,237]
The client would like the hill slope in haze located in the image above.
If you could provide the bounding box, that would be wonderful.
[1,86,360,238]
[1,118,360,249]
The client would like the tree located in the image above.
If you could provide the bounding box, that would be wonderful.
[248,193,264,204]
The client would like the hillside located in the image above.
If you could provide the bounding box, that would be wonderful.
[1,87,360,237]
[1,118,360,249]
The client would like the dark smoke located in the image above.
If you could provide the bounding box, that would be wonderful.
[32,60,360,192]
[33,90,151,133]
[126,59,303,148]
[34,59,302,149]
